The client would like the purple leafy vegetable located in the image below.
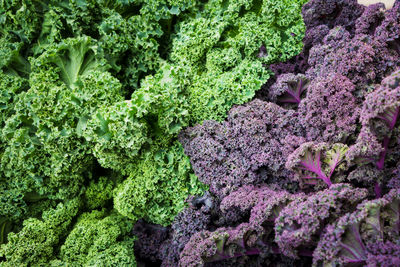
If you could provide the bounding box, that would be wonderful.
[302,0,364,36]
[355,3,386,36]
[286,142,349,188]
[179,223,264,267]
[267,73,309,106]
[159,193,213,267]
[347,69,400,170]
[179,99,304,199]
[220,185,281,224]
[307,26,399,90]
[298,73,359,143]
[313,188,400,266]
[374,0,400,54]
[275,184,368,258]
[133,220,170,263]
[179,187,300,266]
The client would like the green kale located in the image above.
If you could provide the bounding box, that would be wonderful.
[60,210,136,266]
[0,199,80,266]
[114,140,207,226]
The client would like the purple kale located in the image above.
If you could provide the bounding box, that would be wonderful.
[189,191,215,214]
[200,253,308,267]
[220,185,289,227]
[291,0,363,87]
[302,0,364,36]
[362,70,400,132]
[159,193,214,267]
[286,142,349,188]
[346,165,384,184]
[313,188,400,266]
[219,185,280,225]
[266,73,309,106]
[179,99,304,199]
[133,219,170,263]
[258,0,399,105]
[345,127,385,167]
[374,1,400,55]
[389,164,400,189]
[179,188,299,266]
[307,26,399,90]
[302,25,330,49]
[274,184,368,258]
[256,53,309,102]
[249,189,300,238]
[355,3,386,36]
[347,69,400,170]
[268,60,295,76]
[179,223,266,267]
[298,73,359,143]
[366,241,400,267]
[344,165,387,197]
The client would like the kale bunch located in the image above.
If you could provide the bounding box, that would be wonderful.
[0,0,308,266]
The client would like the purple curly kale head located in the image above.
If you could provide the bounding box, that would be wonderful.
[302,0,364,38]
[268,53,309,76]
[248,188,300,239]
[133,220,170,263]
[345,165,385,190]
[347,69,400,170]
[256,55,309,101]
[159,193,214,267]
[361,69,400,131]
[374,0,400,55]
[179,187,299,266]
[313,188,400,266]
[179,99,304,199]
[259,0,366,104]
[298,73,359,143]
[307,26,399,90]
[274,184,368,258]
[220,185,279,225]
[179,223,265,267]
[366,241,400,267]
[355,3,386,36]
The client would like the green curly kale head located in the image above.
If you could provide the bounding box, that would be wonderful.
[169,0,307,122]
[60,210,136,266]
[0,199,80,265]
[114,140,207,226]
[1,36,124,201]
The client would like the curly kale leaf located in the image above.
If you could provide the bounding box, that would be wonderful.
[114,141,207,226]
[60,210,136,266]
